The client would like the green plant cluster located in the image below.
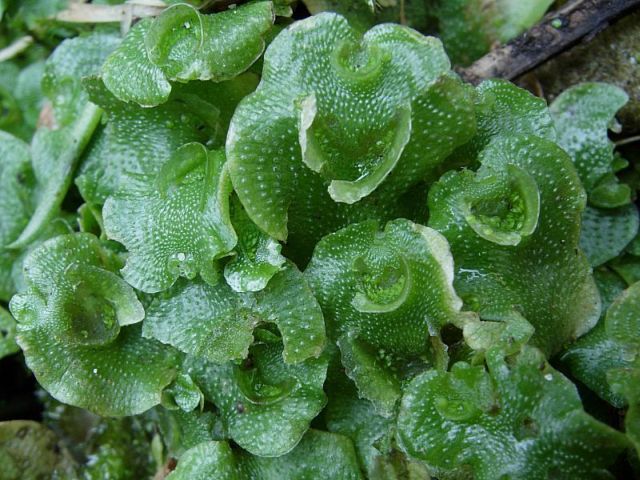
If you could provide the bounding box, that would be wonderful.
[0,1,639,479]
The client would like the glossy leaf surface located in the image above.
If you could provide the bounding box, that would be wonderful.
[306,218,466,411]
[103,144,236,293]
[10,234,179,416]
[397,347,629,479]
[429,134,598,356]
[188,337,328,456]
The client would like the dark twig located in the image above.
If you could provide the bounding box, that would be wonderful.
[457,0,640,85]
[615,135,640,146]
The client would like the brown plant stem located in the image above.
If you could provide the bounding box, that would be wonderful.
[457,0,640,85]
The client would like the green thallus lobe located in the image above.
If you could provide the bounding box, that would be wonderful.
[0,6,636,479]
